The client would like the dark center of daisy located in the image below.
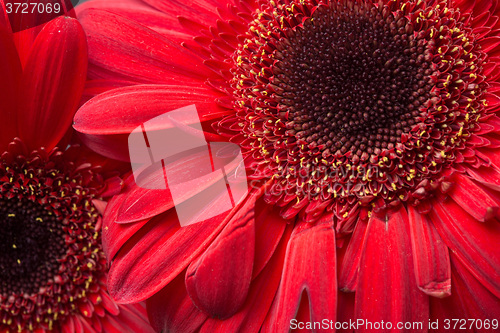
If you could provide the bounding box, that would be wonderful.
[273,5,434,158]
[0,198,65,295]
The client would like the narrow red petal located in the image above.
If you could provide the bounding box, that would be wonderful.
[115,147,233,223]
[408,206,451,297]
[252,199,287,279]
[449,254,500,320]
[200,224,292,333]
[76,0,189,38]
[262,219,337,332]
[449,173,500,221]
[146,272,207,333]
[185,201,255,319]
[430,198,500,298]
[74,84,229,135]
[107,189,260,303]
[18,17,87,151]
[339,219,368,292]
[78,9,215,83]
[355,206,429,332]
[0,27,21,150]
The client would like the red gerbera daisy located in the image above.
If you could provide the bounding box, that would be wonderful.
[74,0,500,331]
[0,10,154,333]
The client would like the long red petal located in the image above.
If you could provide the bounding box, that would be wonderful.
[449,173,500,221]
[338,219,368,292]
[77,9,215,83]
[146,271,207,333]
[185,201,255,319]
[17,17,87,151]
[408,206,451,297]
[430,198,500,298]
[74,84,229,135]
[107,188,260,303]
[200,224,292,333]
[252,199,287,279]
[262,219,337,332]
[0,27,21,150]
[355,206,429,333]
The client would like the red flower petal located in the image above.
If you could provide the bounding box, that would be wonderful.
[107,188,261,303]
[430,198,500,298]
[74,84,229,135]
[355,207,429,332]
[0,27,21,150]
[185,201,255,319]
[115,146,236,223]
[449,173,500,221]
[252,199,288,279]
[408,205,451,298]
[262,219,337,332]
[449,254,500,320]
[140,0,221,28]
[107,209,223,304]
[77,132,131,162]
[17,17,87,151]
[199,224,292,333]
[77,9,215,83]
[76,0,188,39]
[102,186,150,261]
[339,219,368,292]
[147,272,207,333]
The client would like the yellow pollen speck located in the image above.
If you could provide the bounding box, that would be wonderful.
[12,244,16,249]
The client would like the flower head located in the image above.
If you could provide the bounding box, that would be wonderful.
[0,13,153,333]
[75,0,500,331]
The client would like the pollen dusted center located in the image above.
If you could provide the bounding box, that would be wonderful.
[273,6,433,158]
[0,198,65,295]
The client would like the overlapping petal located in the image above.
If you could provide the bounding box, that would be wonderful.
[18,16,87,151]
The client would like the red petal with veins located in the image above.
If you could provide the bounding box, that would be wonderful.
[17,17,87,152]
[262,219,337,332]
[252,199,287,279]
[199,224,292,333]
[408,205,451,297]
[339,219,368,292]
[430,198,500,298]
[107,188,261,303]
[147,272,207,333]
[74,84,229,135]
[77,9,215,83]
[449,173,500,221]
[115,146,236,223]
[185,201,255,319]
[449,254,500,320]
[0,27,21,150]
[76,0,188,38]
[355,207,429,332]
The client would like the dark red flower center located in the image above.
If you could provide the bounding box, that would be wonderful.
[0,142,107,331]
[0,198,65,295]
[273,4,433,158]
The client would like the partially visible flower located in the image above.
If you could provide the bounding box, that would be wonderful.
[0,12,154,333]
[74,0,500,332]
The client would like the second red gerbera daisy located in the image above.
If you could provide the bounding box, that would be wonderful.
[0,9,154,333]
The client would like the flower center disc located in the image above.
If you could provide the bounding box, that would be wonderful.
[274,4,433,158]
[0,198,65,295]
